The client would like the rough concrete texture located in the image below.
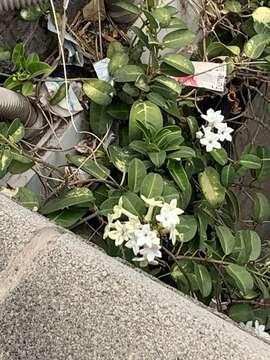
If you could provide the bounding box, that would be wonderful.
[0,195,270,359]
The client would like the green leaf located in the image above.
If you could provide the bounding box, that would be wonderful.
[199,167,225,208]
[253,192,270,224]
[122,191,146,218]
[22,80,33,96]
[0,149,13,178]
[0,43,10,61]
[194,263,212,298]
[130,26,149,48]
[50,83,67,105]
[129,140,148,155]
[225,0,242,13]
[226,264,254,295]
[107,41,126,58]
[221,164,236,187]
[109,145,136,173]
[47,208,88,229]
[113,0,141,15]
[210,148,228,166]
[89,102,113,136]
[7,119,25,143]
[20,4,42,21]
[168,17,187,29]
[252,7,270,25]
[207,42,240,58]
[226,189,240,222]
[108,52,129,75]
[239,154,262,169]
[152,75,182,94]
[12,43,25,69]
[167,160,191,208]
[249,231,262,261]
[167,146,196,160]
[162,54,195,75]
[176,215,197,242]
[256,146,270,180]
[235,230,253,265]
[14,187,39,210]
[28,61,51,77]
[216,225,235,256]
[129,100,163,141]
[163,29,196,49]
[162,183,180,204]
[146,92,167,108]
[154,126,183,150]
[140,172,164,199]
[128,158,147,193]
[122,83,140,97]
[143,10,158,28]
[84,79,114,106]
[41,188,94,215]
[114,65,145,82]
[151,7,171,27]
[149,150,166,168]
[244,34,270,59]
[135,74,150,92]
[254,276,270,299]
[186,116,198,139]
[67,154,110,180]
[228,304,254,322]
[106,101,129,120]
[100,195,121,216]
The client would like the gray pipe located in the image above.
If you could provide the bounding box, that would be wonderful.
[0,0,44,12]
[0,87,44,138]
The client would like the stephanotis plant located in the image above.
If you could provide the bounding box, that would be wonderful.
[1,0,270,333]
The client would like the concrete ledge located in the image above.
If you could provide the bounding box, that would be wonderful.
[0,195,270,359]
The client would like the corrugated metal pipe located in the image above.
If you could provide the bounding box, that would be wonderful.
[0,87,44,138]
[0,0,44,12]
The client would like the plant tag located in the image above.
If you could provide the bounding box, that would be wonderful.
[175,62,227,92]
[93,58,113,85]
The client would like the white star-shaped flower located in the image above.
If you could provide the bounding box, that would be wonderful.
[125,233,140,255]
[133,224,160,247]
[141,195,164,208]
[201,108,224,128]
[107,220,130,246]
[139,244,162,263]
[200,130,221,152]
[156,199,184,229]
[216,122,234,142]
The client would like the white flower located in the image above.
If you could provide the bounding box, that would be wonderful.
[156,199,184,229]
[169,226,180,245]
[107,220,130,246]
[125,217,142,231]
[125,233,140,255]
[216,122,234,142]
[201,108,224,128]
[196,130,204,139]
[254,320,270,340]
[200,130,221,152]
[112,197,137,220]
[141,195,163,208]
[133,224,160,247]
[103,214,114,239]
[139,244,162,263]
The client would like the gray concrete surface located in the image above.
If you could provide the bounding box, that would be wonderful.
[0,194,270,359]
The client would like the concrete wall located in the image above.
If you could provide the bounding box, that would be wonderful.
[0,194,270,359]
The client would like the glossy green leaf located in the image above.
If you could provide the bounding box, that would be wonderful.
[168,17,187,29]
[107,41,126,58]
[228,304,254,322]
[0,149,12,178]
[140,172,164,199]
[199,167,225,208]
[114,65,145,82]
[235,230,252,265]
[67,154,110,180]
[106,101,129,120]
[239,154,262,169]
[163,29,196,49]
[176,215,197,242]
[28,61,51,77]
[109,145,136,173]
[128,158,147,193]
[154,126,183,150]
[186,116,198,139]
[256,146,270,180]
[84,79,114,106]
[22,80,33,96]
[253,192,270,224]
[122,191,146,218]
[12,43,25,69]
[89,102,113,136]
[7,119,25,143]
[226,189,240,222]
[162,183,180,204]
[113,0,141,14]
[252,7,270,25]
[152,75,182,94]
[41,188,94,215]
[226,264,254,295]
[194,263,212,298]
[167,146,196,160]
[129,100,163,141]
[225,0,242,13]
[168,160,192,208]
[151,7,171,27]
[207,42,240,58]
[149,150,166,168]
[108,52,129,75]
[221,164,236,187]
[244,34,270,59]
[210,148,228,166]
[162,54,195,75]
[100,195,121,216]
[14,187,39,210]
[122,83,140,97]
[249,230,262,261]
[216,225,235,255]
[47,208,88,229]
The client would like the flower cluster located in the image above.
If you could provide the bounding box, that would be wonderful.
[104,196,184,265]
[241,320,270,341]
[196,108,234,152]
